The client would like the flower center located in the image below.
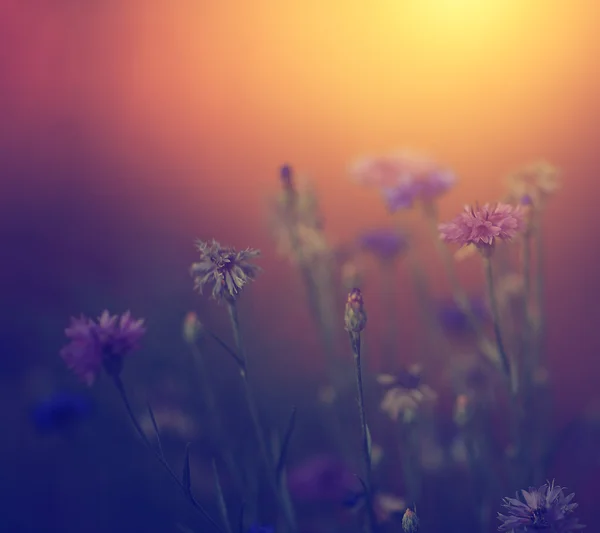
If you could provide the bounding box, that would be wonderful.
[530,507,550,529]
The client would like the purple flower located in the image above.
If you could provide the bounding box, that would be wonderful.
[287,454,360,503]
[498,481,584,532]
[60,311,145,386]
[190,240,261,303]
[358,228,409,261]
[350,151,455,211]
[437,296,489,335]
[383,168,455,212]
[439,203,525,254]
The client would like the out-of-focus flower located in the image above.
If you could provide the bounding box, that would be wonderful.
[350,151,455,211]
[439,203,525,255]
[453,394,471,426]
[377,364,422,390]
[138,405,198,441]
[498,481,584,532]
[345,288,367,334]
[371,443,384,467]
[380,380,437,423]
[450,435,469,465]
[402,507,420,533]
[190,240,261,303]
[60,311,145,386]
[508,160,561,205]
[375,493,407,523]
[358,228,409,261]
[31,392,93,433]
[287,454,360,503]
[436,296,489,335]
[182,312,205,344]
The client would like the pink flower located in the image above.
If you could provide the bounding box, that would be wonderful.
[60,311,146,386]
[438,203,525,253]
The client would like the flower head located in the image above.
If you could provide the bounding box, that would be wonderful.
[379,369,437,424]
[498,481,584,533]
[508,160,561,205]
[350,151,456,211]
[358,228,409,261]
[60,311,145,386]
[439,203,525,254]
[287,454,360,503]
[344,288,367,333]
[402,507,420,533]
[190,240,261,303]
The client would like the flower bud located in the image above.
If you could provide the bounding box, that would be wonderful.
[182,312,205,344]
[344,288,367,333]
[402,507,420,533]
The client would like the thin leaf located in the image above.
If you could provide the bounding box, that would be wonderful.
[276,407,297,479]
[146,402,164,458]
[182,442,192,497]
[366,423,372,461]
[209,331,246,370]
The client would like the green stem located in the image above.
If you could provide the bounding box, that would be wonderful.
[190,343,243,492]
[423,203,500,369]
[226,302,297,533]
[112,376,223,533]
[349,331,378,533]
[483,257,513,388]
[212,460,233,533]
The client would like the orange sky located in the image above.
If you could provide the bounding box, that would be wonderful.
[3,0,600,409]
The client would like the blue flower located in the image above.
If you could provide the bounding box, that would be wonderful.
[358,228,408,261]
[498,481,584,532]
[31,391,93,433]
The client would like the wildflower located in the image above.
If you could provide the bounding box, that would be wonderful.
[182,312,205,344]
[498,481,584,532]
[60,311,145,386]
[438,203,525,256]
[190,240,261,303]
[287,454,360,503]
[279,163,293,190]
[358,228,409,261]
[344,288,367,333]
[508,160,561,205]
[31,392,93,433]
[377,364,422,390]
[350,150,455,211]
[380,379,437,423]
[402,507,420,533]
[436,296,489,335]
[453,394,471,426]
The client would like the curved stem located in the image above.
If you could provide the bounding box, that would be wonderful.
[112,376,223,533]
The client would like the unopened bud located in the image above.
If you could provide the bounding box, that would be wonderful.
[453,394,470,426]
[182,312,205,344]
[344,288,367,333]
[402,507,419,533]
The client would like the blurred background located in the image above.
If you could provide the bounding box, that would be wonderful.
[1,1,600,532]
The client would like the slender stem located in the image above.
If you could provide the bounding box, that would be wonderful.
[212,460,233,533]
[423,203,500,369]
[349,331,378,533]
[226,302,297,533]
[483,257,513,388]
[190,343,243,492]
[112,376,223,533]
